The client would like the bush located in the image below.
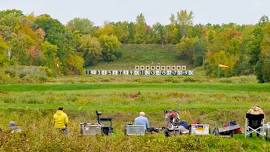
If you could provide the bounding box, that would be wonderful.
[66,55,84,75]
[4,69,16,78]
[0,66,51,83]
[255,59,270,83]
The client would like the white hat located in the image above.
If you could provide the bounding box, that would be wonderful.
[139,112,145,116]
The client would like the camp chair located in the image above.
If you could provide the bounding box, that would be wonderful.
[245,115,265,138]
[96,111,113,135]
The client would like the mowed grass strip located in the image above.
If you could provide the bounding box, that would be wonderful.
[0,102,254,111]
[1,83,270,93]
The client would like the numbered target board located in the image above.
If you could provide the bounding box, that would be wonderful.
[86,65,193,76]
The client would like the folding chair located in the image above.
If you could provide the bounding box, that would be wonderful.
[245,118,265,138]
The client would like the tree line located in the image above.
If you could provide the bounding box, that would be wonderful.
[0,9,269,82]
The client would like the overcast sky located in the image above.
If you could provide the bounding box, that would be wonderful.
[0,0,269,25]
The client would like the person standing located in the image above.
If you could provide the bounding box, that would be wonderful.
[53,107,69,135]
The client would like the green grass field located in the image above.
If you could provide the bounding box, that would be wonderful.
[0,77,270,151]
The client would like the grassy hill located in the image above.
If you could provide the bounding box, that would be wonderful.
[90,44,190,70]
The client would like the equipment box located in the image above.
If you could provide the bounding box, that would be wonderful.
[80,123,102,135]
[264,123,270,140]
[125,125,145,136]
[191,124,209,135]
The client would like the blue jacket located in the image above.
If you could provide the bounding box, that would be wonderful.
[134,116,149,130]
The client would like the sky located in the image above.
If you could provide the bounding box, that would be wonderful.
[0,0,270,25]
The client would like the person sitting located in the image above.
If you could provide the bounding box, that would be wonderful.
[246,106,264,137]
[165,110,180,128]
[53,107,69,135]
[8,121,22,133]
[134,112,150,131]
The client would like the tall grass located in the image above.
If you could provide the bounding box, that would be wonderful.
[48,75,258,84]
[0,110,269,151]
[0,81,269,151]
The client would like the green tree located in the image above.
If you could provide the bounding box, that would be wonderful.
[96,23,114,37]
[177,37,196,62]
[34,14,77,74]
[9,34,34,65]
[99,35,121,62]
[176,37,205,66]
[249,26,263,67]
[41,41,60,75]
[164,24,179,44]
[0,9,41,65]
[176,10,193,38]
[205,51,234,77]
[256,23,270,82]
[247,16,270,82]
[111,22,129,43]
[79,35,102,66]
[134,13,148,43]
[66,18,95,35]
[0,9,24,39]
[164,14,180,44]
[0,37,9,66]
[66,54,84,74]
[205,24,245,77]
[152,23,165,46]
[127,23,135,43]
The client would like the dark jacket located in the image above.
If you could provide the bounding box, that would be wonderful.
[246,113,264,129]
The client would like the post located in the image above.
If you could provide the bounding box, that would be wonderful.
[217,66,221,78]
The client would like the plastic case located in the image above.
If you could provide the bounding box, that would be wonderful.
[264,123,270,140]
[80,123,102,135]
[125,125,145,136]
[191,124,209,135]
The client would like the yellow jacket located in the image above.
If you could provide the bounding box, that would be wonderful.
[53,110,69,129]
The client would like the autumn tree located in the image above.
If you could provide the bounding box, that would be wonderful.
[96,23,114,37]
[34,14,78,74]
